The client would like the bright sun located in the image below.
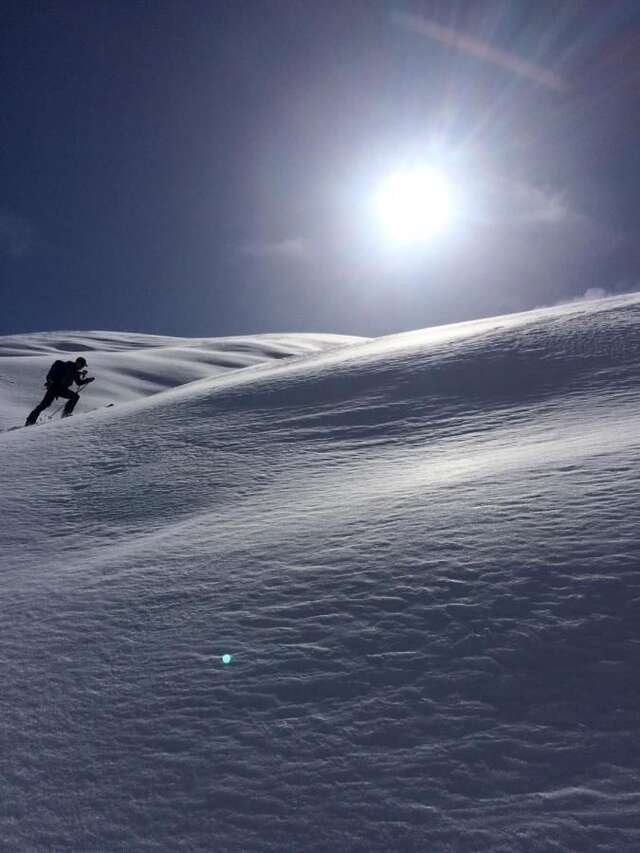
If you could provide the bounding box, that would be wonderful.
[374,168,453,244]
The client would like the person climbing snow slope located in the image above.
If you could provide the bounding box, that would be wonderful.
[25,356,95,426]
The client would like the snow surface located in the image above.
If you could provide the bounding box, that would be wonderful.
[1,296,640,852]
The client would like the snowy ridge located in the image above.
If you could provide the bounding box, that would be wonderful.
[2,294,640,852]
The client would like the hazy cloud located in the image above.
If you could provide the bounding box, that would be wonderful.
[474,177,571,226]
[0,209,35,258]
[241,238,311,260]
[507,182,570,225]
[472,176,618,254]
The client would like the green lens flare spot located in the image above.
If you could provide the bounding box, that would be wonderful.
[222,654,232,665]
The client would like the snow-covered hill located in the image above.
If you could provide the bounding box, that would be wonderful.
[0,330,366,430]
[2,296,640,852]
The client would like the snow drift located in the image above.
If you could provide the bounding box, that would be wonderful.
[1,295,640,852]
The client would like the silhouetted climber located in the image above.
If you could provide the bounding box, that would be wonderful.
[25,357,95,426]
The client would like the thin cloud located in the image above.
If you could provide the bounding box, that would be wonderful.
[502,180,571,225]
[241,237,311,260]
[393,12,569,93]
[0,209,35,258]
[469,176,619,256]
[469,176,571,227]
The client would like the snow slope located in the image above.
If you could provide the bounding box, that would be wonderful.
[0,330,365,430]
[2,295,640,852]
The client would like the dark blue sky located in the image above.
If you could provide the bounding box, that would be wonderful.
[3,0,640,337]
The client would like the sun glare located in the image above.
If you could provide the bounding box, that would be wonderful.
[374,168,453,244]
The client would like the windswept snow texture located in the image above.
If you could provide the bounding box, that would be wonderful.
[2,297,640,852]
